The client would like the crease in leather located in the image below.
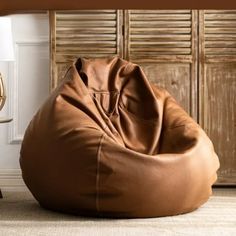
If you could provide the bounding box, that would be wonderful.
[96,133,105,213]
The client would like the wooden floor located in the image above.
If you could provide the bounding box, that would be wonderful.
[0,188,235,236]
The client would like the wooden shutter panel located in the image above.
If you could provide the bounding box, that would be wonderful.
[124,10,198,119]
[50,10,122,89]
[125,10,193,61]
[204,10,236,59]
[199,10,236,185]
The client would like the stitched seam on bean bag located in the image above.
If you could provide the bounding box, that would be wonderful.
[96,133,106,213]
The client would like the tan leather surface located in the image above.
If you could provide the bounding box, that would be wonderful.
[20,57,220,218]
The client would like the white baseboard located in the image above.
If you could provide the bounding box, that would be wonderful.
[0,168,27,191]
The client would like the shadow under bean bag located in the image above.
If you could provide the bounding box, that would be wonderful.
[20,57,220,218]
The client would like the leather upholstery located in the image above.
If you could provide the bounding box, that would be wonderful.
[20,57,220,217]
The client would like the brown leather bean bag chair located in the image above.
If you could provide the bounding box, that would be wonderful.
[20,57,220,218]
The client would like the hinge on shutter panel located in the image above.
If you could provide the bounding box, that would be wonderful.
[122,25,124,36]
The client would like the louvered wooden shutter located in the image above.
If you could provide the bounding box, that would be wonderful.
[124,10,198,118]
[50,10,122,89]
[199,10,236,185]
[125,10,193,60]
[203,10,236,59]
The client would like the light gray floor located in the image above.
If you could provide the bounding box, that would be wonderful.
[0,188,236,236]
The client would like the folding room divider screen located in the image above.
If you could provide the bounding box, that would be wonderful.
[49,10,235,185]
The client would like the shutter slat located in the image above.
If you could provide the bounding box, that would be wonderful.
[131,48,191,53]
[205,48,236,54]
[205,21,236,27]
[56,34,116,41]
[131,28,191,34]
[131,42,191,47]
[205,28,236,34]
[131,21,191,27]
[57,41,116,47]
[56,54,114,63]
[204,10,236,14]
[205,14,236,20]
[205,34,236,41]
[57,14,117,20]
[56,48,117,53]
[205,41,236,48]
[57,20,117,27]
[131,14,191,20]
[131,34,191,41]
[56,28,117,34]
[133,10,191,14]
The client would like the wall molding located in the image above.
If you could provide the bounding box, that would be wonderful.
[8,39,49,144]
[0,168,27,191]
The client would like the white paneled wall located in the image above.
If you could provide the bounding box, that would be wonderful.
[0,14,49,191]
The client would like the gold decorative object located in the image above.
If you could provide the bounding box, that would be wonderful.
[0,73,12,123]
[0,72,6,111]
[0,16,14,124]
[0,73,13,123]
